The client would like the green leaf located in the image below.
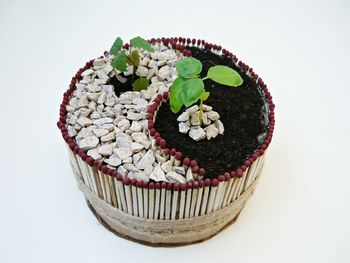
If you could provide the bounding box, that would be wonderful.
[131,50,140,66]
[170,77,185,113]
[181,79,204,107]
[176,57,202,78]
[200,91,210,101]
[126,55,134,66]
[130,37,154,52]
[112,50,127,72]
[110,37,123,55]
[126,50,140,66]
[132,77,149,91]
[207,65,243,86]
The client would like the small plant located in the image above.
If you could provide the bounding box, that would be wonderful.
[170,57,243,124]
[110,36,154,91]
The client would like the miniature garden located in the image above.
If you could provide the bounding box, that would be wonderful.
[57,36,275,245]
[62,36,269,183]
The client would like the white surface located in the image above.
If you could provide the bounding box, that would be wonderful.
[0,0,349,262]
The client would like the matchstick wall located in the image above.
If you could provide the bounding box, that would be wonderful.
[69,146,264,246]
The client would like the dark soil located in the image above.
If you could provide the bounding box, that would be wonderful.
[154,47,268,178]
[109,74,133,96]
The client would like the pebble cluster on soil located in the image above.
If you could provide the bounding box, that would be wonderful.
[177,104,224,141]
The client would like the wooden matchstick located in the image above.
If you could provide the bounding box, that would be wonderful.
[171,183,180,220]
[198,168,205,180]
[251,157,262,186]
[124,177,133,215]
[75,154,87,183]
[169,149,176,165]
[94,167,110,202]
[228,175,239,203]
[222,172,234,207]
[99,171,109,201]
[89,164,103,199]
[143,182,149,218]
[213,175,225,211]
[231,169,243,201]
[136,181,144,217]
[97,170,107,201]
[159,139,167,154]
[178,183,187,219]
[148,127,156,141]
[159,182,167,219]
[245,159,258,190]
[85,161,99,196]
[102,168,112,204]
[194,180,204,217]
[189,181,199,217]
[260,155,266,171]
[241,165,252,191]
[192,166,199,180]
[116,174,127,212]
[131,179,138,216]
[219,173,230,208]
[231,169,245,201]
[247,163,258,187]
[184,182,193,218]
[162,148,170,161]
[108,172,118,207]
[174,152,182,166]
[113,174,122,210]
[165,183,172,220]
[148,182,155,219]
[91,166,101,198]
[231,178,242,201]
[183,157,190,171]
[83,157,98,194]
[218,175,228,208]
[162,91,168,102]
[254,155,265,181]
[236,169,249,198]
[206,179,218,214]
[154,182,161,219]
[253,155,263,179]
[66,147,77,172]
[200,179,211,216]
[77,157,92,191]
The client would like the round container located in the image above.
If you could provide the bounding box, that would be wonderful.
[57,37,275,246]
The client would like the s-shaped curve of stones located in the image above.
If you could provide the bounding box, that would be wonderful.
[65,42,195,183]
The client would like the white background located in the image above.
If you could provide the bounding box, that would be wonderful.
[0,0,349,262]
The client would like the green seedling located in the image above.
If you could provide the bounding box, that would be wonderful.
[110,36,154,91]
[170,57,243,125]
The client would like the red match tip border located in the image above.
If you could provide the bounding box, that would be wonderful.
[57,36,275,190]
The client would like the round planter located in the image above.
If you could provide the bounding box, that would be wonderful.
[57,37,275,246]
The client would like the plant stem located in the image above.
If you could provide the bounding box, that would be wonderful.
[126,50,137,83]
[202,76,209,81]
[132,65,136,83]
[199,98,203,126]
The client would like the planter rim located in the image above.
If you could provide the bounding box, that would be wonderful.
[57,37,275,189]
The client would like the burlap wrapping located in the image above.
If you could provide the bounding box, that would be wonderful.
[73,169,260,246]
